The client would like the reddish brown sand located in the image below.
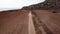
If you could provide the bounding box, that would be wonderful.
[32,10,60,34]
[0,10,29,34]
[0,10,60,34]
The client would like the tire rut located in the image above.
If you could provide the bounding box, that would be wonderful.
[31,11,53,34]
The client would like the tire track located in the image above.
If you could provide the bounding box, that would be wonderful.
[31,11,53,34]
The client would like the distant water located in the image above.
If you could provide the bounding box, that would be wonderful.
[0,0,45,11]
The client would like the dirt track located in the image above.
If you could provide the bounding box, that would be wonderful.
[0,10,60,34]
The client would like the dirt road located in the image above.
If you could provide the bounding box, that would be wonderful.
[0,10,60,34]
[28,11,36,34]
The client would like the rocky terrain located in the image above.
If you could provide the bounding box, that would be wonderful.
[22,0,60,10]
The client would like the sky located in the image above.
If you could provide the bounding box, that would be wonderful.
[0,0,45,11]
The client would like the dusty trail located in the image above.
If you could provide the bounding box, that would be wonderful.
[28,11,36,34]
[0,10,60,34]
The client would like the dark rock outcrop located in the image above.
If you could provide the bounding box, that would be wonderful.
[22,0,60,10]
